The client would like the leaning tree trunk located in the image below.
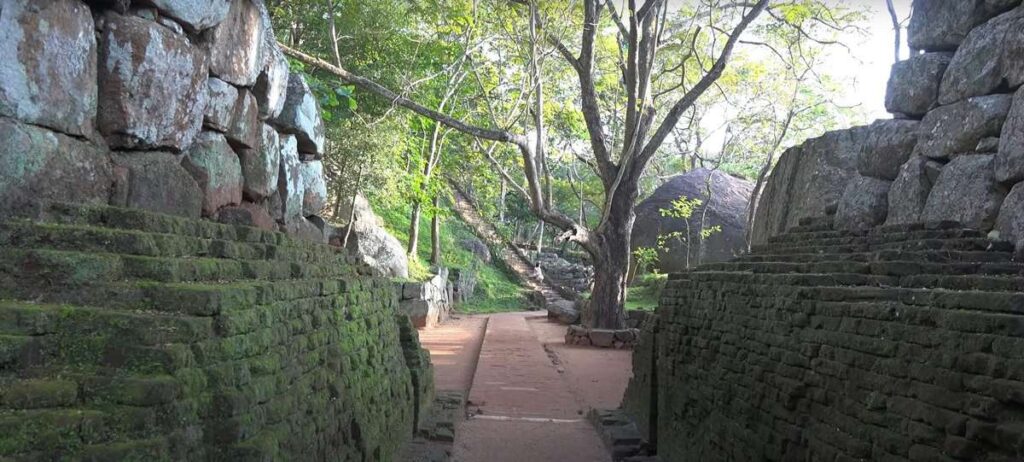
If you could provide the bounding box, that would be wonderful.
[584,189,635,330]
[407,202,422,256]
[430,195,441,265]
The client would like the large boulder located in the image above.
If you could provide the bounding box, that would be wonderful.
[239,124,280,201]
[885,52,953,117]
[203,77,237,133]
[0,118,113,219]
[330,194,409,278]
[857,119,920,180]
[227,89,260,150]
[300,160,328,217]
[922,154,1007,230]
[886,156,944,226]
[142,0,231,33]
[217,201,275,231]
[908,0,1021,52]
[914,94,1012,160]
[834,176,891,230]
[276,134,304,223]
[182,131,243,216]
[751,127,863,244]
[205,0,263,86]
[253,4,289,120]
[0,0,97,137]
[461,236,492,263]
[97,14,207,152]
[996,86,1024,183]
[938,7,1024,104]
[995,182,1024,244]
[273,73,326,157]
[633,168,753,271]
[110,151,202,218]
[282,217,326,244]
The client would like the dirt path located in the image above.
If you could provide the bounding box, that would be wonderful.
[447,312,632,462]
[418,315,489,393]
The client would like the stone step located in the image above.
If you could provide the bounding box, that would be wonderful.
[701,260,1024,278]
[751,238,1013,256]
[757,228,990,250]
[0,221,354,267]
[739,250,1013,265]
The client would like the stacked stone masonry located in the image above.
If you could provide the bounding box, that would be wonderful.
[0,203,433,460]
[0,0,329,242]
[399,269,454,329]
[638,220,1024,461]
[752,0,1024,250]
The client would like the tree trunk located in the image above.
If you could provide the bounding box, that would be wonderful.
[499,178,507,223]
[584,190,635,330]
[408,202,422,256]
[430,195,441,265]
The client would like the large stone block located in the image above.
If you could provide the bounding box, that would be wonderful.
[0,0,97,137]
[995,182,1024,243]
[908,0,1021,52]
[0,119,112,218]
[857,119,920,181]
[203,77,237,133]
[834,176,891,230]
[886,156,943,226]
[182,131,243,216]
[110,151,202,218]
[914,94,1012,160]
[227,89,260,150]
[885,52,952,117]
[938,7,1024,104]
[996,86,1024,183]
[253,4,289,120]
[281,217,325,243]
[98,14,208,152]
[301,160,327,217]
[277,134,304,223]
[205,0,263,86]
[217,201,275,231]
[922,154,1007,229]
[240,124,280,201]
[142,0,231,32]
[273,73,326,156]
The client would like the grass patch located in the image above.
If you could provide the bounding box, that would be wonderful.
[374,200,527,314]
[626,273,668,311]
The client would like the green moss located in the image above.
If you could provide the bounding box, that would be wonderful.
[1,379,78,409]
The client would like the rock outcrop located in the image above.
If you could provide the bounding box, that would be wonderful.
[329,194,410,279]
[0,0,329,245]
[634,168,753,271]
[753,3,1024,247]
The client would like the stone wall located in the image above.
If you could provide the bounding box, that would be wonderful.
[399,268,454,329]
[0,0,330,242]
[752,0,1024,247]
[0,203,431,460]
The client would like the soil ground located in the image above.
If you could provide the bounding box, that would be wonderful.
[417,311,633,462]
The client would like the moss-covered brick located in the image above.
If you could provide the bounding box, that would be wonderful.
[1,379,78,409]
[123,256,245,283]
[142,283,258,316]
[76,437,171,462]
[82,376,182,407]
[0,248,124,287]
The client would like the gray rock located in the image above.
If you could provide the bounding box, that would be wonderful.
[110,151,201,218]
[301,160,327,217]
[227,89,260,150]
[332,193,409,278]
[914,94,1012,160]
[205,0,263,86]
[922,154,1007,230]
[0,118,112,219]
[938,7,1024,104]
[977,136,1001,153]
[633,168,753,271]
[547,300,580,325]
[239,124,280,201]
[857,119,920,180]
[0,0,97,137]
[908,0,1020,51]
[460,237,492,263]
[996,182,1024,243]
[751,127,863,244]
[217,201,276,231]
[182,131,243,216]
[143,0,231,32]
[886,156,943,226]
[834,176,892,230]
[277,134,304,223]
[83,0,130,13]
[885,52,953,117]
[996,86,1024,183]
[204,77,237,133]
[253,3,289,120]
[156,15,185,35]
[281,217,326,244]
[97,14,207,152]
[273,73,326,156]
[589,329,616,348]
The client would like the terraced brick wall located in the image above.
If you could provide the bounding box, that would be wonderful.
[642,222,1024,461]
[0,204,431,461]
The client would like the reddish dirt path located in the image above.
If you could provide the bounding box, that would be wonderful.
[446,312,632,462]
[417,315,489,393]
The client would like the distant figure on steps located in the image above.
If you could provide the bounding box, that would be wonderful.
[533,262,544,282]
